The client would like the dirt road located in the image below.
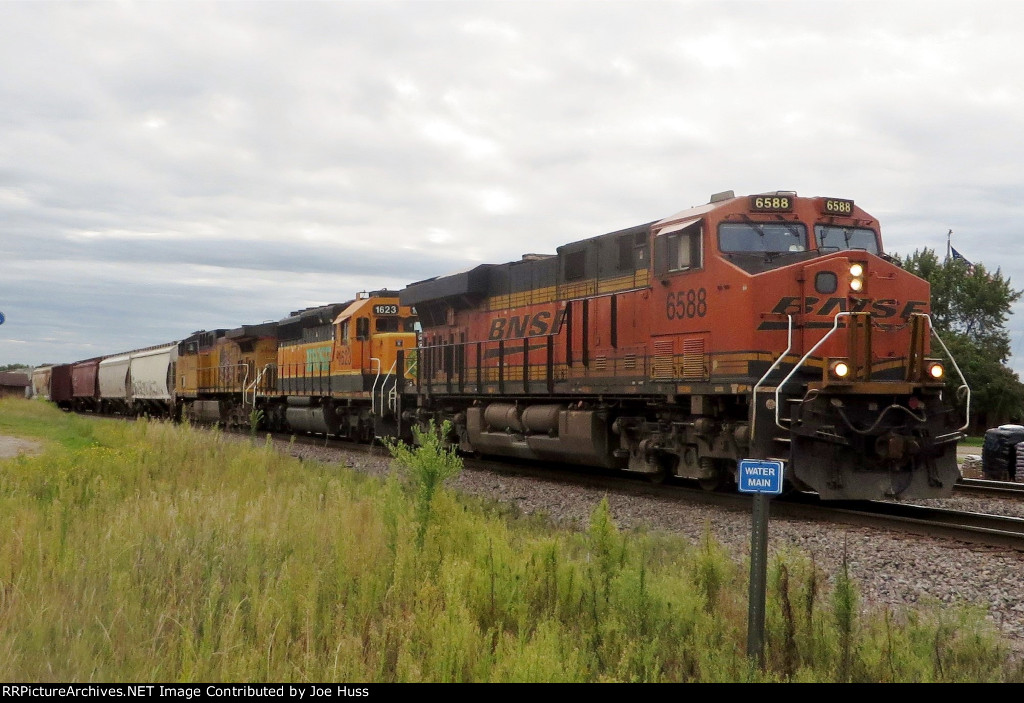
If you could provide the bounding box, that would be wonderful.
[0,435,42,459]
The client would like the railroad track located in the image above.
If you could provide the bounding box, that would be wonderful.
[957,476,1024,498]
[272,431,1024,553]
[777,492,1024,552]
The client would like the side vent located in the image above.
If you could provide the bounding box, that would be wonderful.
[681,337,706,379]
[652,340,674,380]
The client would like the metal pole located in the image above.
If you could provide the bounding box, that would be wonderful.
[747,492,770,665]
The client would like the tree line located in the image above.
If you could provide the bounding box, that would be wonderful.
[896,248,1024,434]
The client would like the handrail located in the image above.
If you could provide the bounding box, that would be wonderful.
[774,312,852,431]
[749,315,793,444]
[203,363,251,398]
[248,363,276,405]
[379,359,398,415]
[369,357,382,415]
[767,311,971,436]
[923,314,972,433]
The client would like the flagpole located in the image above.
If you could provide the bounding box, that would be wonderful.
[947,229,952,261]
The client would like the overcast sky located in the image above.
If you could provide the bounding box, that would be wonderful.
[4,0,1024,374]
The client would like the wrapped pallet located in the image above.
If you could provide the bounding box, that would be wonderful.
[982,425,1024,481]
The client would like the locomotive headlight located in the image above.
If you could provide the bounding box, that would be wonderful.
[830,359,851,379]
[847,261,864,292]
[849,262,865,292]
[926,361,945,380]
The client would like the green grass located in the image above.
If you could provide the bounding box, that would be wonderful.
[0,399,114,452]
[0,398,1018,682]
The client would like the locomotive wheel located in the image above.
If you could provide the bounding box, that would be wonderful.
[645,465,670,485]
[698,475,726,491]
[645,455,679,485]
[696,457,733,492]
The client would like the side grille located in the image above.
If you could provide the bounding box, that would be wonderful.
[652,340,674,380]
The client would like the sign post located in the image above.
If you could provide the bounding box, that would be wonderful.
[738,458,784,665]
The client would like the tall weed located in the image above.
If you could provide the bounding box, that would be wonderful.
[385,419,462,550]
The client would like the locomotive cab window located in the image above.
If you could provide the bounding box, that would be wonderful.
[375,317,400,333]
[814,225,880,254]
[719,222,807,255]
[655,222,702,275]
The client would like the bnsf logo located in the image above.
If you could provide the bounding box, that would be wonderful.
[768,296,927,318]
[488,310,567,340]
[305,346,331,372]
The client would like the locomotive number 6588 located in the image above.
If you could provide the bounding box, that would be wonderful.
[665,288,707,320]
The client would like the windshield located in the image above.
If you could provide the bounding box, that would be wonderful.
[814,225,879,254]
[719,222,808,254]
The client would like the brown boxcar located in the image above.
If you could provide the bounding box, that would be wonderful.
[49,364,73,409]
[71,357,102,411]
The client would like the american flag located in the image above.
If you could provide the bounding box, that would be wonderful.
[951,246,974,272]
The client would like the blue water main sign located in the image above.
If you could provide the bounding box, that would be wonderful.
[738,459,784,495]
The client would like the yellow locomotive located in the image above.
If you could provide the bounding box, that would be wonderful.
[176,290,416,439]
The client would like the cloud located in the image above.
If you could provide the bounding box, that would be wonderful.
[3,0,1024,375]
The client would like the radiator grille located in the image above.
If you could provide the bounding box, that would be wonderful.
[652,340,674,379]
[681,338,705,379]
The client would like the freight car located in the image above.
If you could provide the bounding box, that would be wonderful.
[49,364,73,409]
[29,363,73,406]
[70,357,102,412]
[30,365,53,400]
[398,190,969,501]
[97,343,178,416]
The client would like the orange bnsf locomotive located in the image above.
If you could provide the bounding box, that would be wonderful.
[399,190,969,500]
